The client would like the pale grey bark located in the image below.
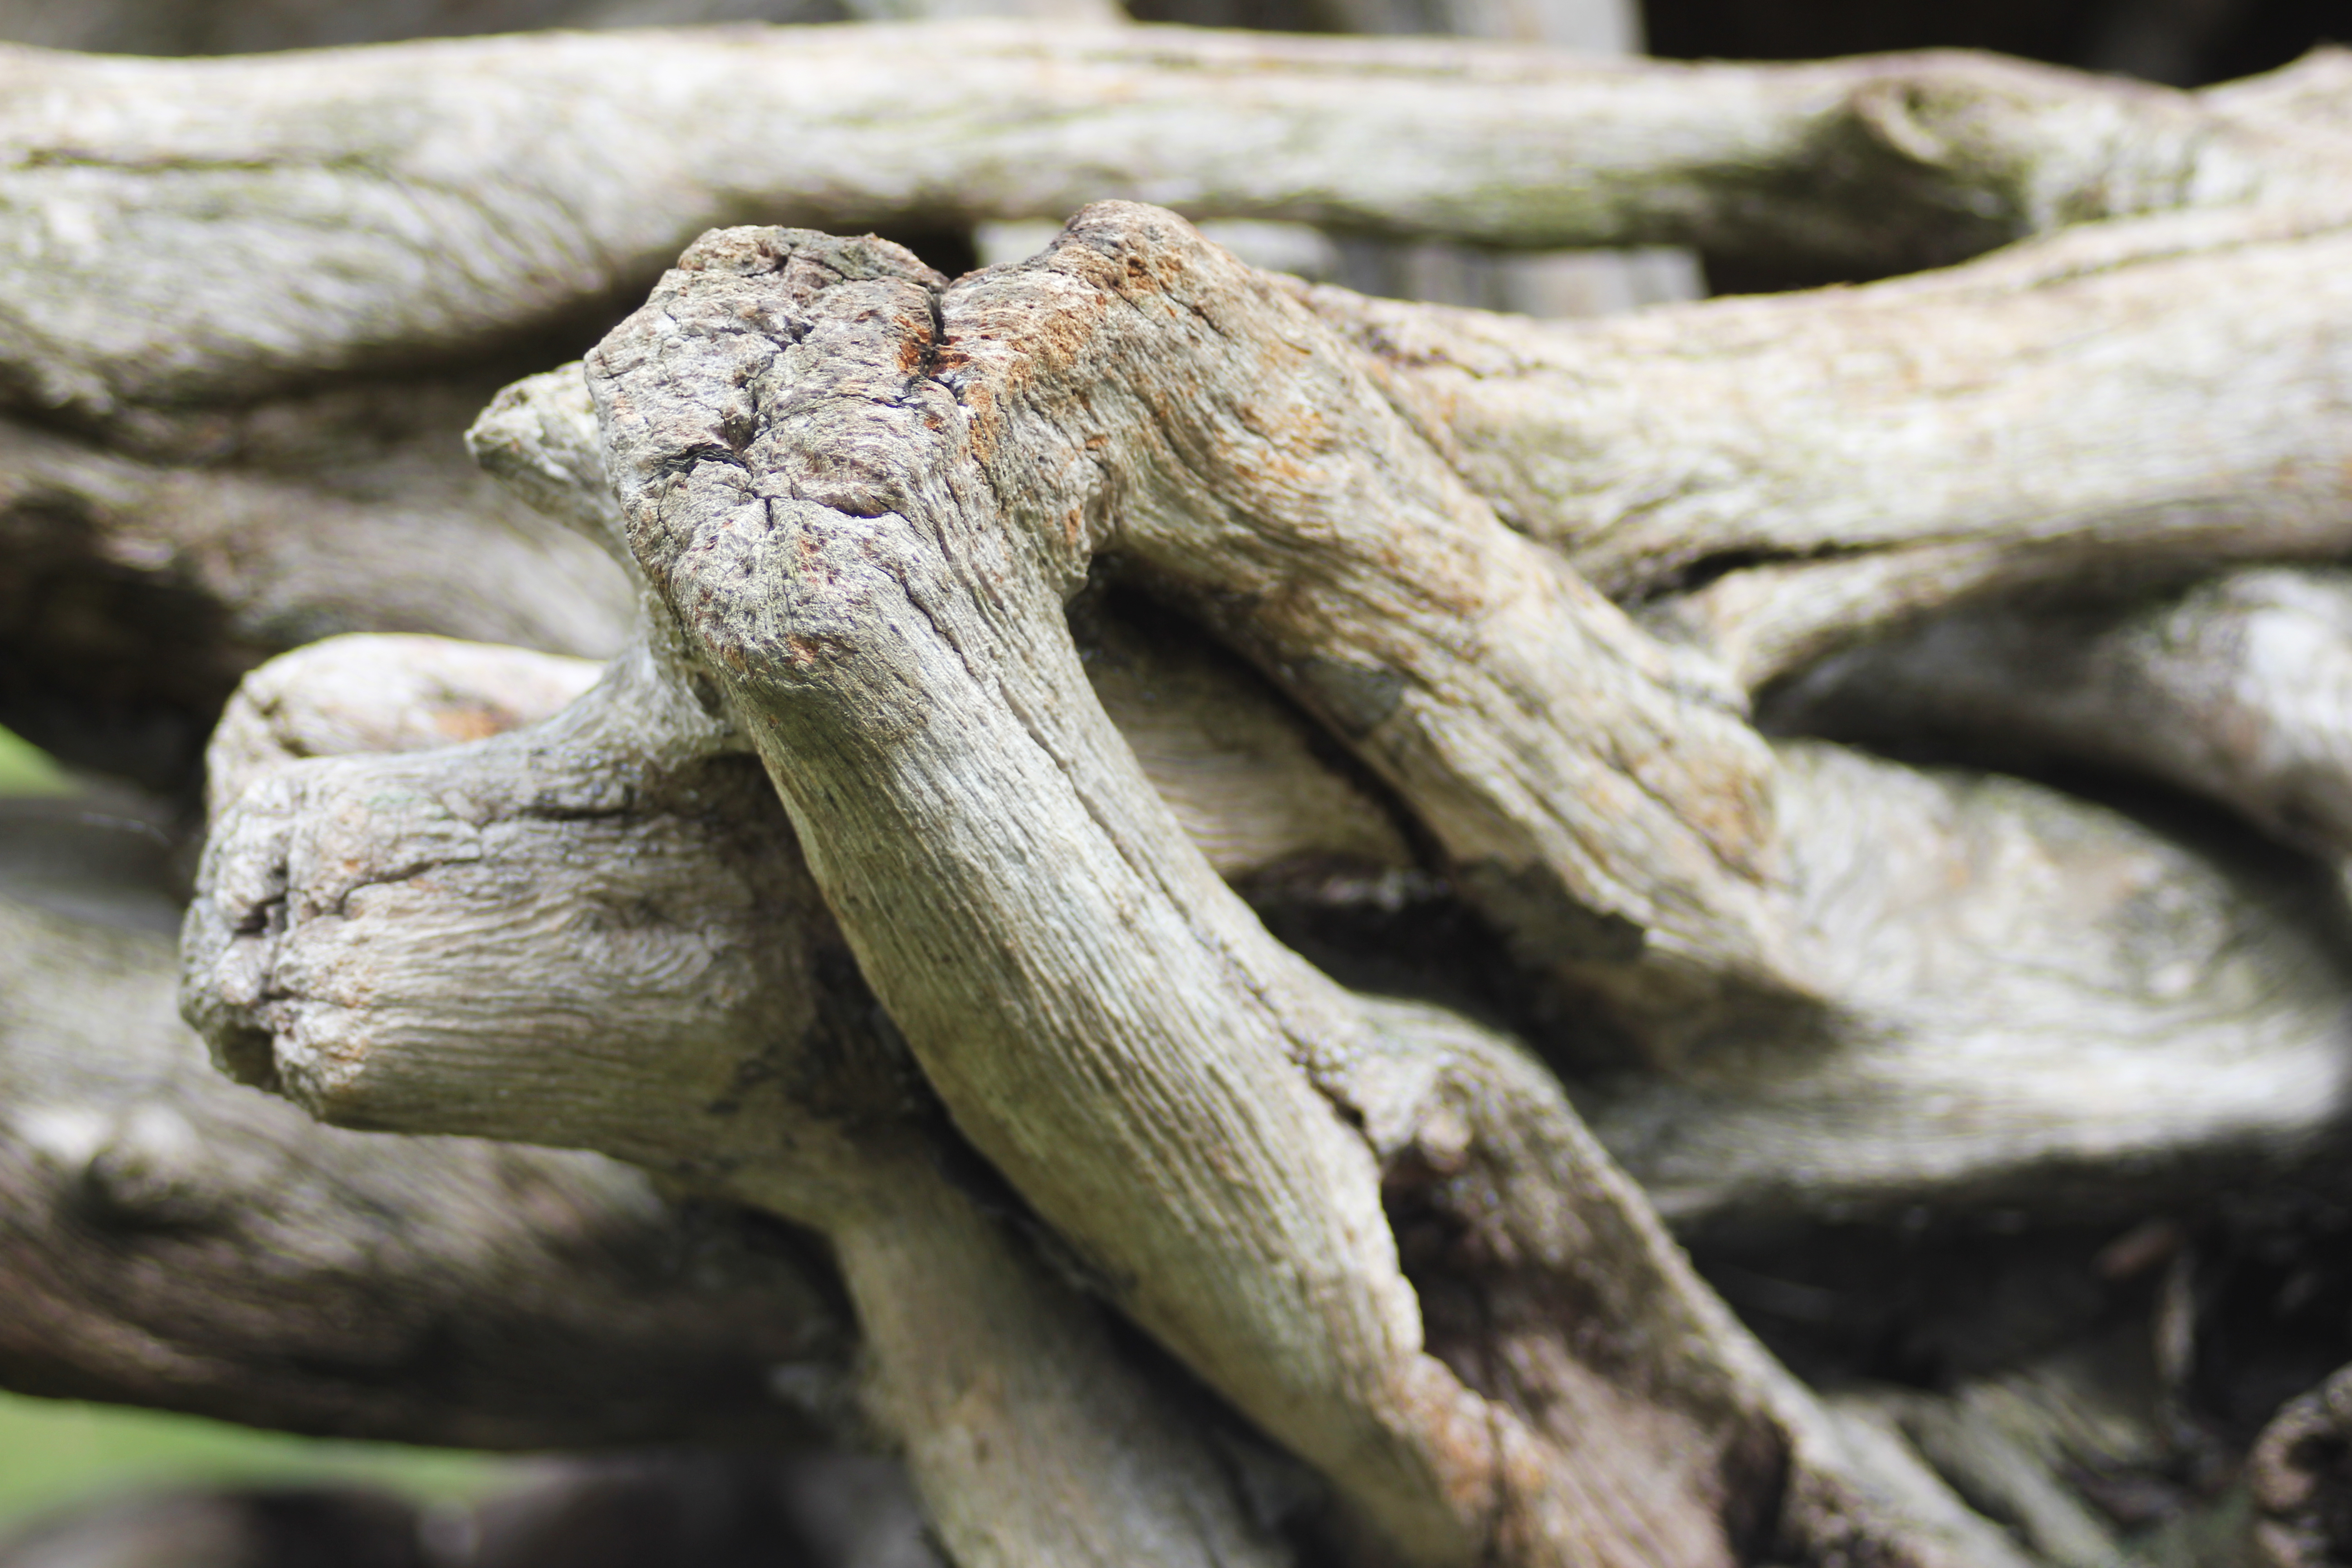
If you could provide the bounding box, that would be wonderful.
[184,331,1896,1568]
[1301,0,1701,322]
[172,168,2352,1559]
[0,15,2339,1568]
[0,377,632,784]
[6,27,2347,434]
[0,890,852,1448]
[568,210,2352,1561]
[1767,568,2352,871]
[1585,739,2352,1223]
[1303,196,2352,689]
[186,620,1307,1568]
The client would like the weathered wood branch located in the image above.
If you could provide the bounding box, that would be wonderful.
[7,25,2349,431]
[1307,196,2352,688]
[68,2,2341,1545]
[1768,567,2352,873]
[0,890,851,1448]
[172,193,2352,1562]
[1583,737,2352,1223]
[240,398,2352,1250]
[204,199,2352,1217]
[183,289,1979,1566]
[564,212,2029,1568]
[186,626,1305,1567]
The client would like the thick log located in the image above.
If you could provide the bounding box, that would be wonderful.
[6,26,2348,431]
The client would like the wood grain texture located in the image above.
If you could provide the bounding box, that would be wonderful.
[185,626,1299,1568]
[5,26,2346,431]
[1768,567,2352,871]
[1303,197,2352,688]
[574,213,2005,1568]
[111,25,2352,1554]
[0,377,632,791]
[0,893,851,1449]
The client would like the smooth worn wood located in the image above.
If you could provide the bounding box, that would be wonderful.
[169,191,2352,1563]
[0,892,851,1449]
[6,27,2348,433]
[1305,198,2352,688]
[0,377,632,789]
[86,17,2352,1564]
[1767,567,2352,874]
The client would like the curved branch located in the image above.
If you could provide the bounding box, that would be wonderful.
[178,196,2352,1563]
[579,212,1966,1568]
[185,631,1298,1568]
[514,201,2352,1234]
[1585,738,2352,1224]
[0,385,631,784]
[1765,567,2352,871]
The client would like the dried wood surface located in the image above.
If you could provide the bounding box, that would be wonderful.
[0,14,2341,1568]
[5,26,2347,433]
[0,889,851,1447]
[1768,567,2352,874]
[0,373,632,788]
[165,152,2352,1556]
[1307,197,2352,688]
[186,422,1947,1568]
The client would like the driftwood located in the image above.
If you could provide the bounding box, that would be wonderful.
[0,13,2345,1568]
[176,177,2352,1566]
[0,891,852,1449]
[6,27,2350,434]
[1769,567,2352,877]
[186,329,1974,1568]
